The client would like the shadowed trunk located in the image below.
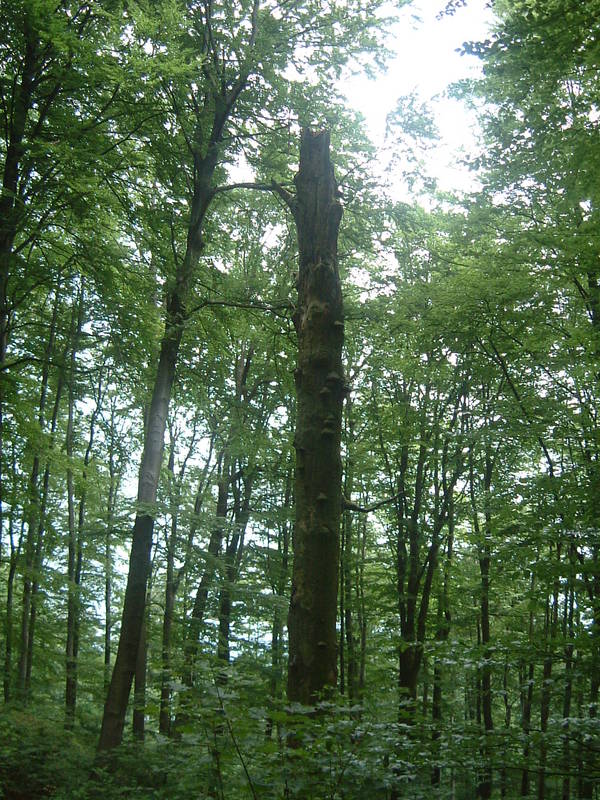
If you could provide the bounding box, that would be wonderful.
[538,545,560,800]
[432,504,453,788]
[216,473,252,670]
[286,129,344,706]
[520,571,536,797]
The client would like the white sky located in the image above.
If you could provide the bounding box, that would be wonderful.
[341,0,495,196]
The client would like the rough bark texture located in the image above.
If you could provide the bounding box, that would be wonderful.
[286,129,344,706]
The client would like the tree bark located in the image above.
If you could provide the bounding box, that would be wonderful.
[286,129,344,706]
[132,609,148,740]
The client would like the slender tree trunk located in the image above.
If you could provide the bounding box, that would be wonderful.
[500,661,511,799]
[561,555,575,800]
[216,474,252,671]
[521,572,536,797]
[159,440,179,737]
[20,320,69,701]
[357,516,367,693]
[104,402,120,698]
[478,542,494,800]
[182,452,231,688]
[65,354,78,727]
[580,581,599,800]
[286,129,344,706]
[98,311,184,749]
[65,283,85,728]
[3,528,21,703]
[469,441,494,800]
[159,534,177,736]
[159,444,213,735]
[341,399,358,701]
[432,507,453,789]
[16,284,61,701]
[0,13,38,370]
[538,555,560,800]
[97,106,224,747]
[265,466,291,739]
[3,442,21,702]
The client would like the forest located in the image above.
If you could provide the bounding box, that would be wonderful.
[0,0,599,798]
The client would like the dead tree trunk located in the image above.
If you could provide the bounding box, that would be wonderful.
[285,129,344,706]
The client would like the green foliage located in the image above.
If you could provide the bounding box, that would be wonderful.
[0,708,94,799]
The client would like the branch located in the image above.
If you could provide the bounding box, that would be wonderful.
[342,491,403,514]
[211,181,275,196]
[186,297,293,319]
[210,179,297,214]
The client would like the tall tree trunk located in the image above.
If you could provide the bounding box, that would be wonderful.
[159,443,213,736]
[432,505,453,789]
[2,441,22,703]
[0,13,39,368]
[216,474,252,669]
[265,465,292,740]
[538,550,560,800]
[65,283,86,728]
[469,439,494,800]
[98,301,185,749]
[104,400,120,697]
[159,438,181,737]
[580,566,599,800]
[97,194,212,749]
[520,569,536,796]
[357,515,367,693]
[341,398,358,701]
[561,551,575,800]
[182,451,231,688]
[97,90,228,746]
[478,540,494,800]
[16,283,61,701]
[500,661,511,799]
[19,303,70,702]
[286,129,344,706]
